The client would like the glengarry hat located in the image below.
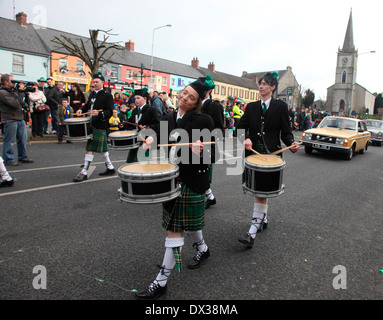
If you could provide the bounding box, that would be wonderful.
[189,75,215,99]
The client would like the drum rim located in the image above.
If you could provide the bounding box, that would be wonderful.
[109,131,138,137]
[118,186,181,205]
[245,155,286,168]
[118,163,179,179]
[64,117,91,123]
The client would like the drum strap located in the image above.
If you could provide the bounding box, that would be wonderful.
[260,115,271,155]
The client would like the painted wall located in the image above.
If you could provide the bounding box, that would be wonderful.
[0,48,49,82]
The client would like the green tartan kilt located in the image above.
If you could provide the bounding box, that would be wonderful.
[162,184,206,233]
[86,128,108,153]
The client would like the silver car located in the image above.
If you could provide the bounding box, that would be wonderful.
[365,119,383,146]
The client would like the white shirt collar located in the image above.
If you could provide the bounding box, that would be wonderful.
[261,98,272,109]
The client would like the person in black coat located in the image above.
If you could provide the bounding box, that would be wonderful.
[135,76,217,300]
[201,91,224,209]
[73,73,116,182]
[237,72,300,248]
[124,87,160,163]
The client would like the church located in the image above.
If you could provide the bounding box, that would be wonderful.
[326,10,375,116]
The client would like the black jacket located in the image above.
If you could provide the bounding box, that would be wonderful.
[81,89,113,130]
[160,109,217,194]
[237,98,294,155]
[201,99,224,131]
[124,104,160,133]
[47,85,64,110]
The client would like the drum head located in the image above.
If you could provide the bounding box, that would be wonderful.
[65,117,90,123]
[120,163,176,174]
[246,155,284,166]
[109,130,137,137]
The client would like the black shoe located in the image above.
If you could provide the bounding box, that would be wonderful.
[238,233,255,248]
[205,198,216,209]
[135,281,167,300]
[5,162,19,166]
[20,158,34,163]
[99,168,116,176]
[66,140,73,144]
[0,179,14,188]
[187,247,210,269]
[73,173,88,182]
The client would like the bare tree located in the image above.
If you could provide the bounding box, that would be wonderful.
[52,29,123,77]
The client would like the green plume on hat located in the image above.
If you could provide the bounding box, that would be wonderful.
[204,74,215,90]
[271,72,279,80]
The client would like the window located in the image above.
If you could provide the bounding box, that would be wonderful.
[111,66,118,79]
[239,89,243,98]
[250,91,255,100]
[228,87,232,96]
[221,86,226,96]
[12,54,24,73]
[133,70,138,80]
[214,85,219,95]
[59,58,68,70]
[342,70,347,83]
[162,77,167,86]
[76,60,84,70]
[234,89,238,97]
[171,78,176,87]
[126,69,132,79]
[245,91,249,99]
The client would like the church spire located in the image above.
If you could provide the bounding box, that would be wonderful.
[342,9,355,53]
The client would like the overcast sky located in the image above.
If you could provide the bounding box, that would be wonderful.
[1,0,382,99]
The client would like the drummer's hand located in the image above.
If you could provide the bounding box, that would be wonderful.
[290,142,300,153]
[244,138,253,151]
[91,109,99,116]
[143,136,154,150]
[138,124,147,130]
[76,109,82,116]
[191,140,203,155]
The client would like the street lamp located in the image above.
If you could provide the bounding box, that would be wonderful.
[150,24,172,89]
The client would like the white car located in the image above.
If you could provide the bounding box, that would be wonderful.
[364,119,383,146]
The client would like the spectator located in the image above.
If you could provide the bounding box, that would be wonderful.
[68,83,85,113]
[37,77,50,134]
[57,97,73,144]
[109,109,120,132]
[84,83,95,104]
[44,77,54,132]
[113,92,123,106]
[15,81,30,124]
[47,81,66,134]
[0,74,33,165]
[151,90,163,116]
[28,82,47,137]
[118,104,130,130]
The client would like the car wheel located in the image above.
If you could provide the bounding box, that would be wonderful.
[304,145,313,154]
[344,146,354,160]
[359,143,368,154]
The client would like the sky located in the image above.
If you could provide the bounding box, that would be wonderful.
[1,0,382,100]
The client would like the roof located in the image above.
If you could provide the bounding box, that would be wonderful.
[0,17,50,56]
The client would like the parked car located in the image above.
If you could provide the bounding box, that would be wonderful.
[301,116,371,160]
[364,119,383,146]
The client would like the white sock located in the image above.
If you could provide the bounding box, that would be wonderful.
[187,230,208,253]
[101,152,114,170]
[0,157,12,181]
[81,154,94,175]
[155,237,184,287]
[248,203,268,239]
[205,188,215,201]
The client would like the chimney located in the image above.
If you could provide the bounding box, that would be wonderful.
[125,40,135,51]
[252,76,259,82]
[208,62,215,72]
[242,71,248,77]
[16,12,27,26]
[191,57,199,68]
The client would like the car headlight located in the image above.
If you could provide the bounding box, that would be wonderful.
[378,132,383,138]
[303,133,312,140]
[336,138,345,145]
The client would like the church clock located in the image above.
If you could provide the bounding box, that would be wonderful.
[343,57,349,64]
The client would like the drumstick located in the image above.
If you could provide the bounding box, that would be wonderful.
[123,121,140,127]
[271,142,302,155]
[249,148,268,160]
[72,109,103,116]
[158,142,216,147]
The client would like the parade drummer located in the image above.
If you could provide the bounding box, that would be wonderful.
[73,73,116,182]
[135,76,217,300]
[236,72,300,248]
[123,87,160,163]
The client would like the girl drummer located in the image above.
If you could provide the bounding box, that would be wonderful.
[135,76,217,300]
[236,72,300,248]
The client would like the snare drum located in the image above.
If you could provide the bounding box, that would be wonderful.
[109,130,139,150]
[118,162,181,204]
[65,117,92,141]
[243,155,286,198]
